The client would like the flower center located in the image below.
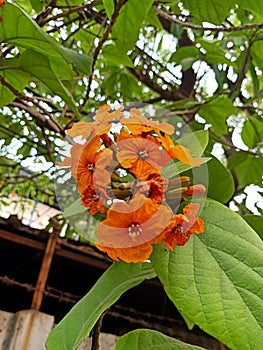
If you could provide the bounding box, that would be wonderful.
[128,222,142,240]
[92,194,100,201]
[87,163,95,172]
[138,149,148,159]
[173,225,183,234]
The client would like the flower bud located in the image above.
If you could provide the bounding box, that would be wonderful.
[168,176,191,190]
[165,187,188,200]
[111,188,132,199]
[184,184,206,196]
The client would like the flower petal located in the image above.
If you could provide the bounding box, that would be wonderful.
[66,121,93,139]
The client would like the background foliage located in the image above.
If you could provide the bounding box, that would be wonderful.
[1,0,262,221]
[1,1,263,349]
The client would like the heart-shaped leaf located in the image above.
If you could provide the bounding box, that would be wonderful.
[151,199,263,350]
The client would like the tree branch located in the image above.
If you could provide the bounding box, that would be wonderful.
[80,0,128,110]
[128,67,186,101]
[155,7,263,33]
[0,75,65,136]
[11,101,64,136]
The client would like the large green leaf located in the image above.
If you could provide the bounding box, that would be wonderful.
[181,0,235,24]
[241,117,263,149]
[0,3,91,76]
[112,0,154,52]
[151,199,263,350]
[19,49,80,117]
[198,96,237,134]
[193,153,235,203]
[0,65,29,107]
[243,215,263,239]
[162,157,210,179]
[45,261,156,350]
[115,329,206,350]
[228,151,263,188]
[176,130,209,158]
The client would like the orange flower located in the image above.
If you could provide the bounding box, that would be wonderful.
[161,203,204,250]
[116,134,170,180]
[158,134,200,166]
[121,108,174,135]
[81,185,108,215]
[95,194,172,263]
[66,105,123,139]
[57,142,86,179]
[58,136,113,195]
[94,104,123,124]
[135,174,168,203]
[66,121,93,139]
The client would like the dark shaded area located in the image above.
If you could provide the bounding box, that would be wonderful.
[0,215,228,349]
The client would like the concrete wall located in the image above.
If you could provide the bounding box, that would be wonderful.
[0,310,117,350]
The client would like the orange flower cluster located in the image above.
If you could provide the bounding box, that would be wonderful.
[58,105,205,263]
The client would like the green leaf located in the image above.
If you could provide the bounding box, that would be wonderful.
[198,96,237,134]
[63,198,87,219]
[146,6,163,30]
[170,46,200,68]
[239,0,263,18]
[241,117,263,149]
[181,0,235,24]
[19,49,80,117]
[194,153,235,203]
[197,39,230,65]
[228,151,263,188]
[115,329,206,350]
[0,3,91,76]
[45,261,156,350]
[112,0,154,52]
[162,157,210,179]
[102,44,134,67]
[0,67,29,107]
[103,0,115,19]
[151,199,263,350]
[243,215,263,239]
[58,46,92,76]
[30,0,45,13]
[176,130,209,158]
[251,40,263,71]
[249,62,260,96]
[0,156,17,167]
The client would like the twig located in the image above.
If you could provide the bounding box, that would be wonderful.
[91,311,107,350]
[39,4,98,27]
[209,129,262,157]
[155,7,263,32]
